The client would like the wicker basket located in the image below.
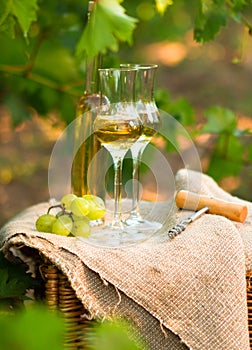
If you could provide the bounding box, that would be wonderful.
[39,261,96,350]
[39,260,252,350]
[247,271,252,349]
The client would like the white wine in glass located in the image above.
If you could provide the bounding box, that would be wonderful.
[120,63,162,232]
[83,68,147,247]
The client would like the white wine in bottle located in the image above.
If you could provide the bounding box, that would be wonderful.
[71,1,107,199]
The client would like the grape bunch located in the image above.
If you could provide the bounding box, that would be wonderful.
[35,194,106,238]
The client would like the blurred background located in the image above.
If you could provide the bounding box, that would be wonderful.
[0,0,252,226]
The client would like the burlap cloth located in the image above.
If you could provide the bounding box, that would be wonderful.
[0,169,251,350]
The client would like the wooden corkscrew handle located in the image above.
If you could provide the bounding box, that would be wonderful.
[175,190,248,223]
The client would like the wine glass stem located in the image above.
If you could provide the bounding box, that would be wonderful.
[130,142,149,219]
[131,152,142,217]
[112,157,124,228]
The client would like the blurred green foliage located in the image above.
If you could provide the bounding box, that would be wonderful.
[201,105,252,181]
[86,318,145,350]
[0,305,65,350]
[1,0,252,125]
[0,0,252,193]
[0,304,144,350]
[0,251,143,349]
[0,3,252,347]
[0,252,39,310]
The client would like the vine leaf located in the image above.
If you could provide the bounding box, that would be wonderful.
[201,106,237,134]
[0,0,38,37]
[155,0,173,15]
[167,97,195,126]
[194,0,228,43]
[0,0,12,27]
[207,134,244,180]
[201,105,246,181]
[0,252,38,301]
[231,0,248,12]
[12,0,38,36]
[76,0,138,60]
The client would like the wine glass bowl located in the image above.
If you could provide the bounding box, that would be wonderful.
[76,66,163,248]
[94,107,143,153]
[120,63,163,231]
[93,103,142,230]
[77,67,146,247]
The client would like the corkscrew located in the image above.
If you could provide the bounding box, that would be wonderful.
[168,206,209,239]
[168,190,248,240]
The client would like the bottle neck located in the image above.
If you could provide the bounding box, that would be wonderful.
[83,1,100,95]
[84,54,101,94]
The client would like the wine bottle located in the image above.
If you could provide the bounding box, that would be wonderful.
[71,1,106,199]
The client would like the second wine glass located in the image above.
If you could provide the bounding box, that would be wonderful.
[120,63,162,232]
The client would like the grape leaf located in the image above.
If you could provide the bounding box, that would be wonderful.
[207,154,242,180]
[0,0,38,37]
[207,134,244,180]
[0,269,25,299]
[168,97,195,126]
[0,252,38,300]
[0,1,16,37]
[12,0,39,36]
[0,0,11,27]
[231,0,248,11]
[76,0,138,60]
[194,0,228,42]
[201,106,237,134]
[155,0,174,15]
[0,14,15,38]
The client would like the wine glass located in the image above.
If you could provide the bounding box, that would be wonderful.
[120,63,162,232]
[85,67,145,246]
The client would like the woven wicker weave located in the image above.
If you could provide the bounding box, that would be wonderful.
[247,271,252,349]
[39,261,95,350]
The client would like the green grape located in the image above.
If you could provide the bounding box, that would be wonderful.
[52,215,73,236]
[71,217,91,238]
[70,197,90,217]
[61,193,77,210]
[83,194,106,220]
[36,214,56,233]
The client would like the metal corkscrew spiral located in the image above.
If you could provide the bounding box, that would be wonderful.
[168,206,209,239]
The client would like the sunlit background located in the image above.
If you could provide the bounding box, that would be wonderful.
[0,1,252,226]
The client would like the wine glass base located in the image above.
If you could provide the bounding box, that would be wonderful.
[124,218,162,232]
[78,222,158,248]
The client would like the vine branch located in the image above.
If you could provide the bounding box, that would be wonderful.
[23,31,48,76]
[0,64,83,96]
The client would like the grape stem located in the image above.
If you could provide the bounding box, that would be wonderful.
[47,204,75,222]
[47,204,63,214]
[56,211,73,222]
